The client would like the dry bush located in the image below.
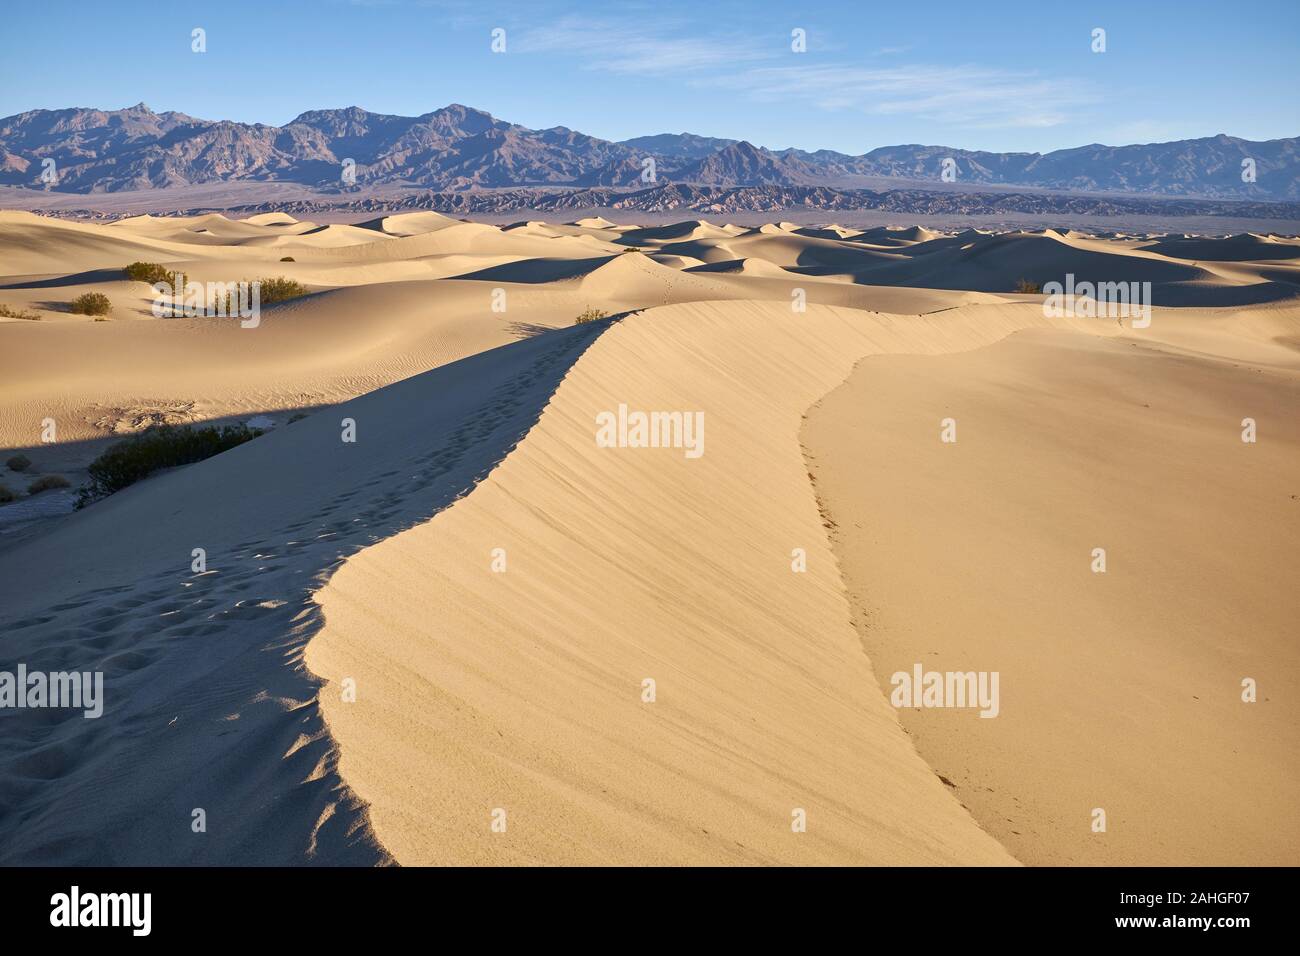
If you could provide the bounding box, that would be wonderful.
[124,262,180,285]
[70,292,112,315]
[77,423,263,507]
[28,474,71,495]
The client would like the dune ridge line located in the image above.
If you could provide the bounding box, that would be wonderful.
[305,299,1132,865]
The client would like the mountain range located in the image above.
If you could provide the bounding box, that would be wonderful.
[1,103,1296,199]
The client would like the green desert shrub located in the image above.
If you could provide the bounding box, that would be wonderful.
[27,474,70,495]
[1014,278,1042,294]
[124,262,179,285]
[208,276,307,316]
[70,292,112,316]
[127,266,306,313]
[0,483,14,504]
[574,307,610,324]
[0,303,41,320]
[76,423,262,507]
[6,454,32,472]
[257,276,308,304]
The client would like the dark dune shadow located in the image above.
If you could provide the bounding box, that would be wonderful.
[1151,280,1300,307]
[447,255,613,283]
[0,268,126,290]
[32,299,79,313]
[1257,268,1300,286]
[1143,238,1300,262]
[0,320,610,865]
[504,321,558,339]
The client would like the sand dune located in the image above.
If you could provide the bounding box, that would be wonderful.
[617,219,734,244]
[793,225,865,241]
[1,210,1297,866]
[109,213,390,249]
[1141,233,1300,261]
[685,256,794,277]
[242,212,302,227]
[0,214,991,456]
[0,322,607,864]
[803,321,1300,865]
[358,212,460,237]
[570,216,621,229]
[307,300,1127,865]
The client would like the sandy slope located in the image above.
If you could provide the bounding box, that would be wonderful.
[802,321,1300,865]
[2,210,1297,866]
[1,212,998,459]
[305,300,1128,865]
[0,323,607,863]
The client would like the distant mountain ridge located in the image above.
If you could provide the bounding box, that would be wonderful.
[1,102,1296,199]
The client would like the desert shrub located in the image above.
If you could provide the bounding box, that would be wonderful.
[210,276,306,315]
[76,423,262,507]
[70,292,112,315]
[124,262,178,285]
[257,276,308,304]
[0,483,14,504]
[1014,278,1042,294]
[0,304,41,320]
[575,307,610,324]
[6,454,31,472]
[279,256,295,262]
[27,474,70,495]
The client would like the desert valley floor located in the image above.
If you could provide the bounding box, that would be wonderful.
[0,209,1296,865]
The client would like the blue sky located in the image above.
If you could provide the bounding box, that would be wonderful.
[2,0,1297,154]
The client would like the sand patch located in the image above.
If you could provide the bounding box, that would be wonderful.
[803,326,1300,864]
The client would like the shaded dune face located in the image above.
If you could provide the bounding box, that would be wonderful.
[0,324,606,864]
[1,210,1297,865]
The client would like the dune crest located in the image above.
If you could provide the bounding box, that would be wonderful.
[306,299,1129,865]
[2,209,1297,866]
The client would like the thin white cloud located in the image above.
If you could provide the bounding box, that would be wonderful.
[515,18,1096,133]
[709,63,1098,131]
[515,16,771,74]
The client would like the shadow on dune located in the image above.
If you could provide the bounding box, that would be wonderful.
[1142,237,1300,262]
[0,319,611,865]
[1150,280,1300,307]
[504,320,561,340]
[0,268,127,290]
[447,254,615,284]
[0,408,335,552]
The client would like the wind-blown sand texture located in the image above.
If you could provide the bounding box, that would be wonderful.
[1,210,1296,864]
